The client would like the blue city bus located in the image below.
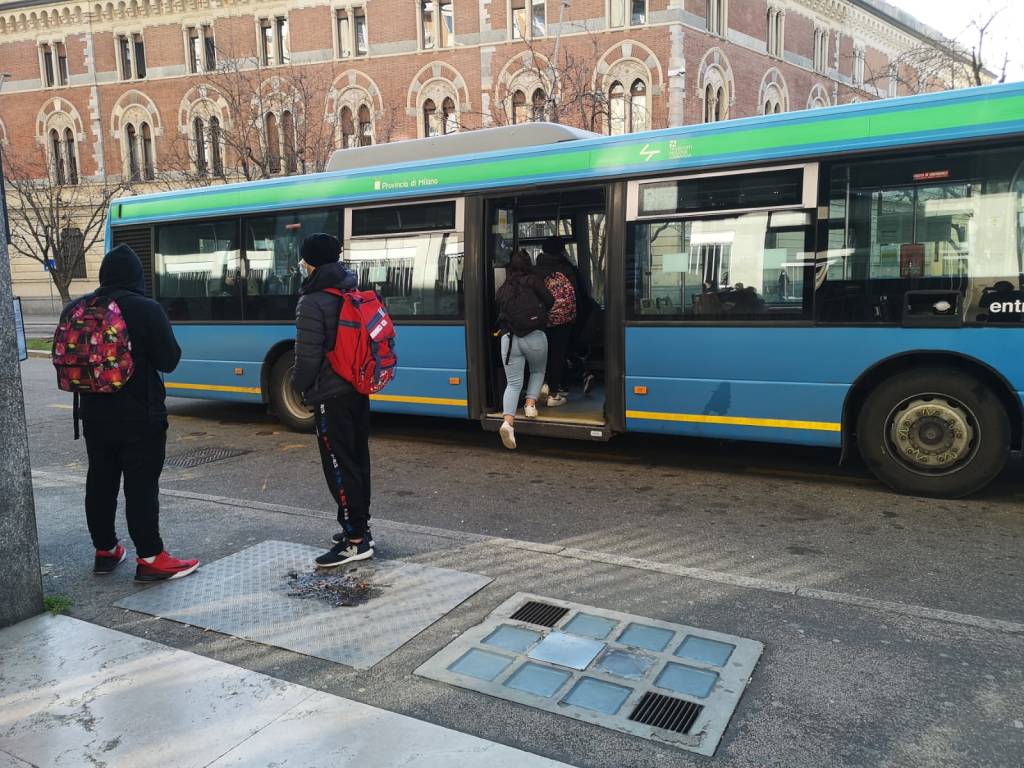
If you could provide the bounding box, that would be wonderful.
[106,82,1024,497]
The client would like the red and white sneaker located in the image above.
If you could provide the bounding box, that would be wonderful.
[94,544,127,575]
[135,551,200,582]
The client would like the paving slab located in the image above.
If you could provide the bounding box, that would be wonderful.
[114,540,492,668]
[0,615,575,768]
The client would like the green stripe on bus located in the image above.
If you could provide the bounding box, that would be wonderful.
[114,91,1024,223]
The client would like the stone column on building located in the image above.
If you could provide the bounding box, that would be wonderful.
[0,154,45,629]
[667,17,686,128]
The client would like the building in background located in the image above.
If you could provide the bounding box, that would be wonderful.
[0,0,956,309]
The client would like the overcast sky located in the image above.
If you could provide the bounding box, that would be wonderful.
[896,0,1023,81]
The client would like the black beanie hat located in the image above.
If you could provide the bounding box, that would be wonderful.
[541,236,566,256]
[300,233,341,268]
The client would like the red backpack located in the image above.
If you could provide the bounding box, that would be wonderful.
[323,288,397,395]
[52,294,135,438]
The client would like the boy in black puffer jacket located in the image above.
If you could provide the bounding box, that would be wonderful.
[293,233,375,567]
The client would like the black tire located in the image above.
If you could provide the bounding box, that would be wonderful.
[269,350,314,433]
[856,367,1008,498]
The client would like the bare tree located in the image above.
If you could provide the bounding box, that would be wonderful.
[1,147,127,304]
[159,40,337,186]
[859,9,1008,96]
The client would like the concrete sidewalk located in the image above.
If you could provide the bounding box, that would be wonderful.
[0,614,575,768]
[23,472,1024,767]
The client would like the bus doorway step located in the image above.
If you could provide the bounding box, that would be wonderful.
[481,416,613,442]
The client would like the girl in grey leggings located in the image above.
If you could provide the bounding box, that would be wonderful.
[500,330,548,448]
[495,250,554,449]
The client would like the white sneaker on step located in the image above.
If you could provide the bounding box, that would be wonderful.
[540,383,550,399]
[524,403,538,418]
[499,422,517,449]
[546,394,568,407]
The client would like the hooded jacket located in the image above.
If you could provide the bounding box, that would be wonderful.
[66,244,182,426]
[293,261,360,404]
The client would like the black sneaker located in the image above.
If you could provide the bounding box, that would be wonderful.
[94,544,127,574]
[331,528,374,548]
[315,538,374,568]
[582,372,596,396]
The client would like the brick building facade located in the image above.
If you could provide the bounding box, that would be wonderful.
[0,0,948,306]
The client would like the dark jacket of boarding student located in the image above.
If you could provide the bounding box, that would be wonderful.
[534,237,579,406]
[70,244,200,581]
[293,233,375,568]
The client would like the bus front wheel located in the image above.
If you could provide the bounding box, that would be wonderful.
[270,351,315,433]
[857,367,1008,498]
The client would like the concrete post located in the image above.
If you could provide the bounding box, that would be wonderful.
[0,152,44,628]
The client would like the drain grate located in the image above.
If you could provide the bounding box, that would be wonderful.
[165,446,251,468]
[510,601,569,628]
[629,692,703,735]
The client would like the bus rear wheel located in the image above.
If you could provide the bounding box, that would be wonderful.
[856,367,1008,498]
[270,351,314,433]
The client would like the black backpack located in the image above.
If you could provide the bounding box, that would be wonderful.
[498,277,547,339]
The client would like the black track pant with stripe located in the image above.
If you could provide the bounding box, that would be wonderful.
[314,392,371,539]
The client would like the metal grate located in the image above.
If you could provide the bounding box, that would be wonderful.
[165,446,251,469]
[509,601,569,628]
[628,692,703,735]
[111,225,154,297]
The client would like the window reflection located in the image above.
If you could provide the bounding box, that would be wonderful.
[628,211,813,319]
[346,232,463,318]
[821,147,1024,324]
[155,220,242,321]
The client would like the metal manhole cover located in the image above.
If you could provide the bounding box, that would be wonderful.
[165,446,251,468]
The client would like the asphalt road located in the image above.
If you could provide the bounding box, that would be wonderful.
[18,356,1024,767]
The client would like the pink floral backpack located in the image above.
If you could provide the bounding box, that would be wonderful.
[52,295,135,437]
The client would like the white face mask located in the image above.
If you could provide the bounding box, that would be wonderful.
[299,262,311,279]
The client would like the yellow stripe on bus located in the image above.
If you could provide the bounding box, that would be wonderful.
[165,382,467,408]
[165,382,262,395]
[626,410,841,432]
[370,394,468,407]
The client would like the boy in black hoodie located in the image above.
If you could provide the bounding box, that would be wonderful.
[293,234,375,568]
[68,244,200,581]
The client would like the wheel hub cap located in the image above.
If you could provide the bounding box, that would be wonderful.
[889,398,974,470]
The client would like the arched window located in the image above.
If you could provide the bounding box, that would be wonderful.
[512,90,526,124]
[531,88,546,122]
[357,104,372,146]
[629,79,647,132]
[265,112,280,173]
[49,128,65,184]
[340,106,354,148]
[209,116,223,176]
[282,110,296,173]
[443,100,456,134]
[141,122,154,180]
[193,116,208,176]
[609,81,625,135]
[442,97,457,135]
[64,128,78,184]
[125,123,140,180]
[423,98,438,137]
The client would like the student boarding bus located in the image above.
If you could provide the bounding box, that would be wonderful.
[106,82,1024,498]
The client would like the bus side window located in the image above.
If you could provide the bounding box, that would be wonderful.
[154,219,242,322]
[818,146,1024,325]
[243,209,340,321]
[626,211,814,321]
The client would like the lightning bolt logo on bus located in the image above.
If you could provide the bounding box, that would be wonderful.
[639,144,661,162]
